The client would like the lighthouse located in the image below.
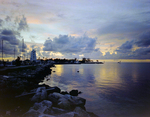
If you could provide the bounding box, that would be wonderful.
[30,49,36,61]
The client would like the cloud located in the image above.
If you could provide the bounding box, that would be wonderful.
[18,15,29,31]
[0,19,3,26]
[116,40,134,54]
[115,30,150,59]
[43,35,103,59]
[1,29,19,45]
[43,35,98,53]
[133,47,150,56]
[0,15,28,58]
[97,21,150,39]
[135,31,150,47]
[5,16,11,22]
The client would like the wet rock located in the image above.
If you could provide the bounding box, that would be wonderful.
[48,93,86,110]
[32,100,52,114]
[31,92,41,102]
[24,100,53,116]
[57,98,71,110]
[31,87,47,102]
[48,93,63,105]
[67,95,86,107]
[69,90,82,96]
[41,88,47,100]
[39,84,51,89]
[74,107,90,117]
[56,112,77,117]
[51,107,66,115]
[60,91,69,95]
[22,109,40,117]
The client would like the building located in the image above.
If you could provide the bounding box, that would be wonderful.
[30,49,36,61]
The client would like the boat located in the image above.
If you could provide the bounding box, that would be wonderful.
[118,61,121,63]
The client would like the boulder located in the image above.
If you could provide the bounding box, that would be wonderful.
[31,87,47,102]
[57,97,72,110]
[47,87,61,94]
[68,95,86,107]
[48,93,63,105]
[31,92,41,102]
[56,112,77,117]
[22,109,40,117]
[51,107,66,114]
[32,100,52,111]
[60,91,69,95]
[74,107,90,117]
[69,90,79,96]
[41,88,47,100]
[48,93,86,110]
[26,100,53,116]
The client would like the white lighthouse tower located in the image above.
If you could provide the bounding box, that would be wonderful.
[30,49,36,61]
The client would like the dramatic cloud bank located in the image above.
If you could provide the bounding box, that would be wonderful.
[116,30,150,59]
[43,35,103,59]
[0,0,150,60]
[0,15,28,59]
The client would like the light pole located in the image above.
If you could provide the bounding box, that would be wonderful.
[2,39,3,61]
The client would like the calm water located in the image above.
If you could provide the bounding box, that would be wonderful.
[41,62,150,117]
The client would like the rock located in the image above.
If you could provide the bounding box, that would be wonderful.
[51,107,66,114]
[22,109,40,117]
[57,98,71,110]
[69,90,79,96]
[32,100,52,111]
[36,87,46,93]
[47,87,61,94]
[56,112,77,117]
[60,91,69,95]
[41,88,47,100]
[48,93,86,110]
[26,100,53,116]
[74,107,90,117]
[39,114,55,117]
[31,92,41,102]
[68,95,86,107]
[39,84,51,89]
[48,93,63,105]
[31,87,48,102]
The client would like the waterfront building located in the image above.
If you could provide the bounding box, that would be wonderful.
[30,49,37,61]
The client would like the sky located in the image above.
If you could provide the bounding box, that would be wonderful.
[0,0,150,61]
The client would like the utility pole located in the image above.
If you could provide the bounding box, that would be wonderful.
[22,38,24,61]
[14,47,15,60]
[2,40,3,61]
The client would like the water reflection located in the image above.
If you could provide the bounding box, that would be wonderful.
[55,65,63,76]
[41,63,150,116]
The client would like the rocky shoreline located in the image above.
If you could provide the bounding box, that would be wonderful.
[0,64,98,117]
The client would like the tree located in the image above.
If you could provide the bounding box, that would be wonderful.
[15,56,21,66]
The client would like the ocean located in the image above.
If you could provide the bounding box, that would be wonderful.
[41,62,150,117]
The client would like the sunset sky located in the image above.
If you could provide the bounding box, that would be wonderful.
[0,0,150,61]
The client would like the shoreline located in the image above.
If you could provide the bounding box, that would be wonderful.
[0,64,98,117]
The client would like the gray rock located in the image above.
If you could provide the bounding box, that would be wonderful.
[41,89,47,100]
[51,107,66,114]
[32,100,52,112]
[48,93,63,105]
[57,98,71,110]
[31,92,41,102]
[48,93,86,110]
[31,87,48,102]
[23,109,40,117]
[74,107,90,117]
[56,112,77,117]
[24,100,53,116]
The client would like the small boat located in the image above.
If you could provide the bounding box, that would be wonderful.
[118,61,121,63]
